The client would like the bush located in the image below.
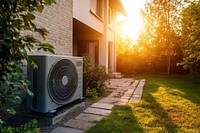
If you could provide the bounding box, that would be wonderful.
[85,88,98,100]
[0,0,55,115]
[0,0,55,131]
[0,120,39,133]
[83,56,108,98]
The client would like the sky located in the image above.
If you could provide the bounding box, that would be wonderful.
[119,0,150,40]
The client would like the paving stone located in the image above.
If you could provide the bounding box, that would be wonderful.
[109,92,120,97]
[124,92,131,96]
[50,126,84,133]
[138,80,145,87]
[134,91,143,96]
[129,97,141,102]
[135,86,143,91]
[64,119,95,130]
[134,89,143,95]
[106,85,118,89]
[91,103,114,110]
[135,86,143,90]
[101,96,120,103]
[119,98,129,103]
[109,79,125,86]
[116,102,127,105]
[99,97,121,104]
[123,92,133,97]
[132,94,141,97]
[126,89,134,94]
[123,92,132,97]
[121,96,130,99]
[121,79,134,86]
[126,86,135,90]
[116,98,128,105]
[131,80,139,87]
[135,87,143,91]
[75,113,103,122]
[84,107,112,116]
[138,83,145,87]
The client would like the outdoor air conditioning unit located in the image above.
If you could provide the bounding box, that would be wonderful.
[27,54,83,113]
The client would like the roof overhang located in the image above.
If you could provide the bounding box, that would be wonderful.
[109,0,127,16]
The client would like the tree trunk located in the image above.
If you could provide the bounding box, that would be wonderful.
[167,55,171,75]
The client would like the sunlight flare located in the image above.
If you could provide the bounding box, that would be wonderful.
[119,0,149,40]
[123,18,143,40]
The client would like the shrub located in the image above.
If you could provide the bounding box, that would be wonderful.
[0,0,55,131]
[85,87,98,100]
[83,55,108,98]
[0,120,39,133]
[0,0,55,115]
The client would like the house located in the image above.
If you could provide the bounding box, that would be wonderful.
[73,0,126,72]
[34,0,126,72]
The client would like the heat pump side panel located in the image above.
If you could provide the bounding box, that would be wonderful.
[27,55,50,113]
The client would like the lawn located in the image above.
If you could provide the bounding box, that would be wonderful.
[85,75,200,133]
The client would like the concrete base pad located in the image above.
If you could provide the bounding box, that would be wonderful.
[27,102,85,126]
[51,102,86,125]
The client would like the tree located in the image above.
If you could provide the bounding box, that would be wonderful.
[116,33,139,75]
[0,0,55,123]
[140,0,184,75]
[179,1,200,74]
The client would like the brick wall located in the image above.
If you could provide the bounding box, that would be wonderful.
[34,0,73,56]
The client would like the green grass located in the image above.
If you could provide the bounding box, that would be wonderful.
[85,75,200,133]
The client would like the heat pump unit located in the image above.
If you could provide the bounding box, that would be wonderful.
[27,54,83,113]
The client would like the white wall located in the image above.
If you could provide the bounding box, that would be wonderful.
[73,0,104,34]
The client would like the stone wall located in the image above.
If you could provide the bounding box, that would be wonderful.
[34,0,73,56]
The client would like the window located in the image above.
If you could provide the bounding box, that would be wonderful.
[91,0,103,18]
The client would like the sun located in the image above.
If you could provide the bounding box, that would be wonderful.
[119,0,149,40]
[123,18,143,40]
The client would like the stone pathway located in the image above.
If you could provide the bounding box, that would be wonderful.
[50,78,145,133]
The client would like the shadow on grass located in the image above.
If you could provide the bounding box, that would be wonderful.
[141,76,179,132]
[85,105,145,133]
[166,76,200,106]
[144,75,200,106]
[143,92,179,132]
[135,75,200,132]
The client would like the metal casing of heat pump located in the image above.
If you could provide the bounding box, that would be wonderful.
[27,54,83,113]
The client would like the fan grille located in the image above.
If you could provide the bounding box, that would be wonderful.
[48,59,78,104]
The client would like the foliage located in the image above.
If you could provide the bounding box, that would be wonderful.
[85,87,98,100]
[0,120,39,133]
[86,75,200,133]
[83,55,108,98]
[179,1,200,74]
[117,0,186,75]
[139,0,184,75]
[116,35,137,75]
[0,0,55,126]
[116,32,184,75]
